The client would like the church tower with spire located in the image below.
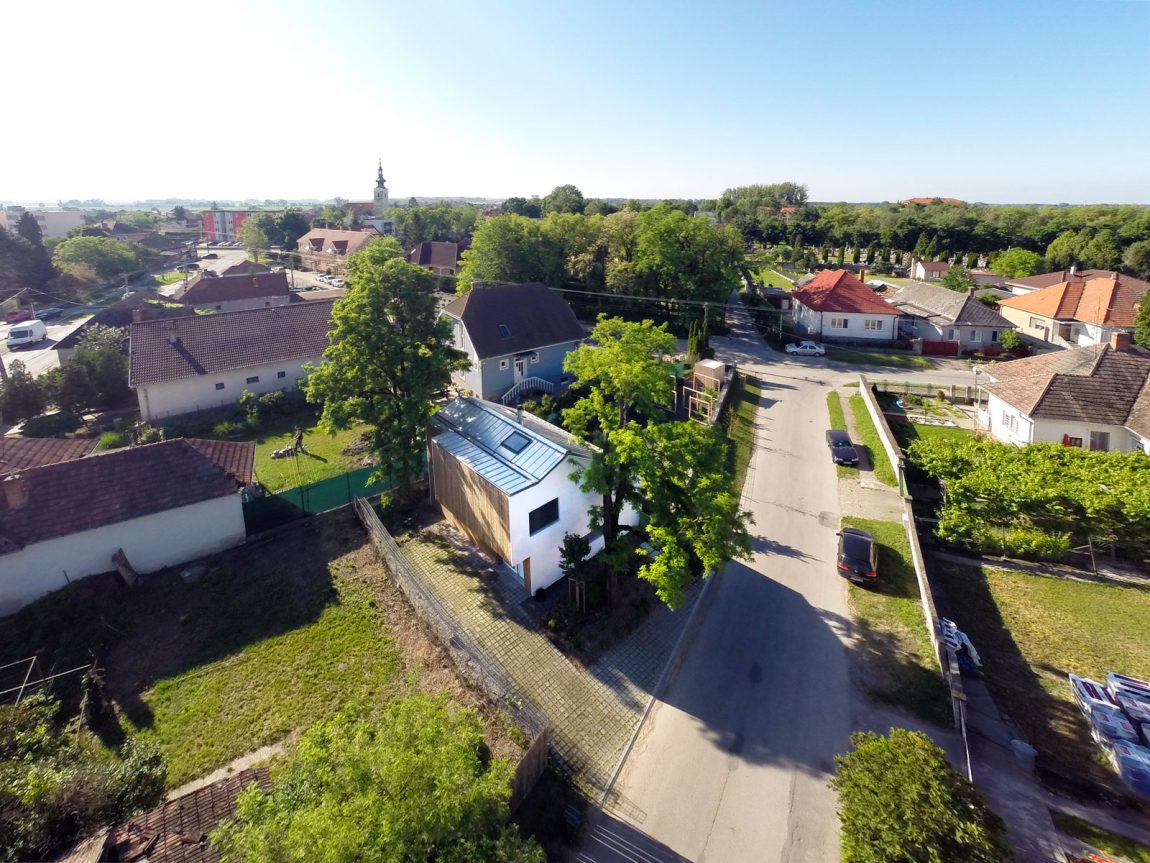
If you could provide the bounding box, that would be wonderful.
[372,160,389,216]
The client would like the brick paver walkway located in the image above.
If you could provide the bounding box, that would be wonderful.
[396,522,699,795]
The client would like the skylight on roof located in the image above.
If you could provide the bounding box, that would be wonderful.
[498,323,512,338]
[500,431,531,454]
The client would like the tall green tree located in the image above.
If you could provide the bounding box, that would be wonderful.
[276,208,311,249]
[832,729,1010,863]
[941,264,976,292]
[564,317,751,607]
[990,247,1046,279]
[212,697,542,863]
[1123,239,1150,280]
[457,215,564,290]
[237,219,270,262]
[71,324,132,408]
[304,238,468,504]
[1045,230,1087,270]
[53,236,138,280]
[618,421,752,608]
[171,205,188,221]
[499,196,542,218]
[0,360,47,423]
[1134,293,1150,351]
[541,184,586,215]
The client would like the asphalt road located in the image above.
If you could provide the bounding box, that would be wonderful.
[0,315,91,379]
[581,318,982,863]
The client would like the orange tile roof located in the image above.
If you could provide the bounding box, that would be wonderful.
[1000,275,1146,327]
[791,269,903,316]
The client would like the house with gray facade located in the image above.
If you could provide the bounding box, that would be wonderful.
[885,280,1016,356]
[442,282,586,404]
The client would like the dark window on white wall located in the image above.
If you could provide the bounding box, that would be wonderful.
[277,371,286,379]
[215,382,225,390]
[529,499,559,535]
[246,376,259,384]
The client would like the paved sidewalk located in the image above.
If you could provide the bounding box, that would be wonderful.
[396,521,700,795]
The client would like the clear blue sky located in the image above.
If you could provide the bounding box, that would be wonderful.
[5,0,1148,204]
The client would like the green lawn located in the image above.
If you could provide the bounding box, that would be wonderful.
[826,391,856,478]
[825,348,933,370]
[156,271,187,285]
[726,374,761,493]
[1052,812,1150,863]
[933,561,1150,799]
[848,395,898,486]
[133,582,402,787]
[889,421,972,451]
[250,414,372,492]
[841,517,951,725]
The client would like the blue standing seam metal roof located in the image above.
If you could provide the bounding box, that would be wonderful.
[431,397,569,495]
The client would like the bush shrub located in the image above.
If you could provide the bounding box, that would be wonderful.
[1003,528,1070,560]
[20,412,83,438]
[998,329,1023,353]
[97,430,132,450]
[256,390,286,419]
[212,419,249,438]
[832,729,1010,863]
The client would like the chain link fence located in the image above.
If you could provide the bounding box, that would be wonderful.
[352,498,549,743]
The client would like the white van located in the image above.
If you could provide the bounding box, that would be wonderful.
[6,319,47,348]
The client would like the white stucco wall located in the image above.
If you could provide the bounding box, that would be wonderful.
[984,393,1134,451]
[504,456,638,593]
[795,306,898,341]
[0,494,245,617]
[136,356,322,421]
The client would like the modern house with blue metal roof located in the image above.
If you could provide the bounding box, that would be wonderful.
[428,396,636,594]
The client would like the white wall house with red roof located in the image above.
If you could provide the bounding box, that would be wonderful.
[790,270,902,343]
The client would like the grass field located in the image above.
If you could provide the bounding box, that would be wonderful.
[1052,812,1150,863]
[848,395,898,486]
[890,421,972,451]
[841,517,950,725]
[727,374,761,493]
[826,391,856,478]
[826,348,933,370]
[155,271,186,285]
[0,510,524,791]
[251,414,372,492]
[933,561,1150,799]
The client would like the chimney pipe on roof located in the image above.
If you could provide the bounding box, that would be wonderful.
[516,405,524,425]
[1,476,28,509]
[131,308,143,324]
[1111,331,1132,352]
[166,321,179,345]
[1069,265,1077,277]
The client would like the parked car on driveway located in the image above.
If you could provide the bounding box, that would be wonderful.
[836,528,878,584]
[35,307,64,320]
[825,429,859,466]
[785,340,826,357]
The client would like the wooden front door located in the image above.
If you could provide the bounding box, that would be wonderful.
[514,356,526,382]
[523,557,532,594]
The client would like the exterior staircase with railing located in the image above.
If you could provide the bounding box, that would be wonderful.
[501,376,556,405]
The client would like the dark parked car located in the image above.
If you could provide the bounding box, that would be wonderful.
[837,528,878,584]
[35,307,64,320]
[825,429,859,466]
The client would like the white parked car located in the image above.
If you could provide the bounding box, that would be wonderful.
[785,340,826,357]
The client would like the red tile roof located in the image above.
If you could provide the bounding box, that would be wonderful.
[0,439,252,553]
[105,768,271,863]
[917,260,952,273]
[219,260,271,277]
[901,197,965,205]
[0,437,98,473]
[791,270,903,316]
[185,438,256,485]
[999,274,1146,327]
[177,272,290,305]
[129,301,334,387]
[1004,269,1150,293]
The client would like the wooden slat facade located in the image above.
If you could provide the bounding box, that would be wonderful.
[428,443,512,562]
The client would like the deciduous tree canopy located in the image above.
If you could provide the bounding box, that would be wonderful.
[304,238,468,503]
[212,696,542,863]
